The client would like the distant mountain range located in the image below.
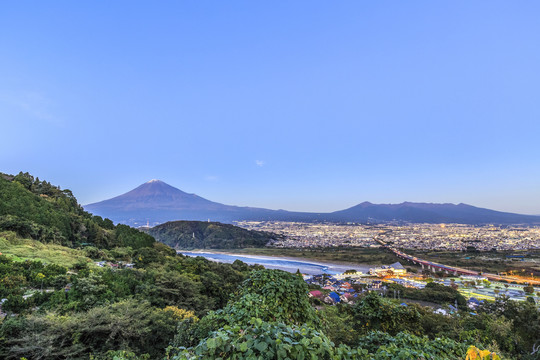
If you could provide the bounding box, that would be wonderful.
[84,180,540,226]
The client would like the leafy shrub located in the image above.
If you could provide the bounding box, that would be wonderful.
[169,319,345,360]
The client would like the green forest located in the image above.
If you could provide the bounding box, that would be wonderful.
[0,172,154,250]
[145,220,279,249]
[0,172,539,359]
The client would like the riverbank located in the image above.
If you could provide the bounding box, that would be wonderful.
[178,246,401,267]
[179,250,374,275]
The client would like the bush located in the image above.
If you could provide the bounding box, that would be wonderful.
[168,319,344,360]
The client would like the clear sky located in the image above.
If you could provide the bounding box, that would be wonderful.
[1,1,540,214]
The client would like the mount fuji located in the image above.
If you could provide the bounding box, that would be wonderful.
[84,180,540,226]
[83,180,318,226]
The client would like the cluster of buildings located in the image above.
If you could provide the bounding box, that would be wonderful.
[378,223,540,251]
[236,221,380,248]
[236,221,540,251]
[306,274,385,304]
[303,266,538,308]
[303,262,539,306]
[303,262,413,304]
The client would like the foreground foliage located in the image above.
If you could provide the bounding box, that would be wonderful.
[168,270,487,360]
[0,172,535,359]
[0,252,257,359]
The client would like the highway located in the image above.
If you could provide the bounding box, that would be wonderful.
[375,237,540,286]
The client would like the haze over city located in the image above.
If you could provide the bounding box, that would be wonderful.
[2,1,540,214]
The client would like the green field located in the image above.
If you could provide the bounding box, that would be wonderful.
[0,231,92,268]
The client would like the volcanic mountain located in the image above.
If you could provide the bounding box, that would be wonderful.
[83,180,318,226]
[84,180,540,226]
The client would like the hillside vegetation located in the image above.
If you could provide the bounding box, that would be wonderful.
[0,172,537,359]
[0,172,154,249]
[0,230,92,268]
[0,171,261,359]
[146,220,279,249]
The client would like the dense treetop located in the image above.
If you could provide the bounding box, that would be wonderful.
[146,220,278,249]
[0,172,153,249]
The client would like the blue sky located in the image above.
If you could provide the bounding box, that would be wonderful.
[1,1,540,214]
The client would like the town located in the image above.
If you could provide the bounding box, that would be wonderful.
[236,221,540,251]
[236,220,540,302]
[303,261,539,306]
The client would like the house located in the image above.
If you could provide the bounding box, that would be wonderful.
[327,291,341,303]
[389,262,407,275]
[333,271,365,280]
[369,262,407,277]
[341,293,356,303]
[467,297,483,309]
[435,308,449,316]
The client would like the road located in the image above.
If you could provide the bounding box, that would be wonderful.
[375,237,540,286]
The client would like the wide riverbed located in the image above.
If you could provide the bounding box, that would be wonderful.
[179,251,372,275]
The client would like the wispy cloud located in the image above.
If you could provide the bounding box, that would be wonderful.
[255,160,265,167]
[0,91,61,125]
[204,175,219,182]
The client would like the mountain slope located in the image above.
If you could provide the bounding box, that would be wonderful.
[92,179,225,211]
[329,201,540,224]
[84,180,317,226]
[145,220,280,249]
[84,180,540,226]
[0,171,155,249]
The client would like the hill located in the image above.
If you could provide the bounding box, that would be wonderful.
[145,220,279,249]
[0,172,155,249]
[0,171,263,359]
[84,180,540,226]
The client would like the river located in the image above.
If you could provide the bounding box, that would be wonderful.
[179,251,372,275]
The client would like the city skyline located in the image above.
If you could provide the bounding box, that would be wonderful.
[2,2,540,214]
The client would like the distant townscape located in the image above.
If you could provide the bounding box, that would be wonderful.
[237,221,540,251]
